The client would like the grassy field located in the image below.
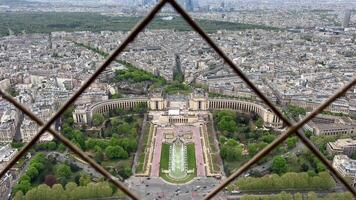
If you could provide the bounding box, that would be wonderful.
[187,144,196,171]
[160,143,170,171]
[0,12,280,36]
[136,123,153,173]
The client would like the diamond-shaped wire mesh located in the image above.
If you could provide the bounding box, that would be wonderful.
[0,0,355,199]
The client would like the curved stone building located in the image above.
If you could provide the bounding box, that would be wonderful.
[73,92,283,128]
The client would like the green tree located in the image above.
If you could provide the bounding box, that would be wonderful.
[26,167,39,180]
[286,137,298,149]
[255,118,263,128]
[307,192,318,200]
[294,193,303,200]
[94,145,104,163]
[105,146,128,159]
[14,191,25,200]
[13,180,31,194]
[111,117,121,127]
[55,164,72,183]
[117,166,132,179]
[286,105,306,118]
[218,116,237,133]
[220,139,243,161]
[47,141,57,150]
[79,174,91,186]
[261,134,276,143]
[271,156,287,174]
[120,137,137,153]
[73,130,86,149]
[92,113,105,126]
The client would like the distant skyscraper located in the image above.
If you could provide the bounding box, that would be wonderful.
[142,0,155,6]
[177,0,194,12]
[186,0,194,12]
[343,10,352,28]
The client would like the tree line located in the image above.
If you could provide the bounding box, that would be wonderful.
[235,172,336,191]
[240,191,352,200]
[13,182,122,200]
[13,153,47,194]
[0,12,279,37]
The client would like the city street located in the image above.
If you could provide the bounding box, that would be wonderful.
[126,177,225,200]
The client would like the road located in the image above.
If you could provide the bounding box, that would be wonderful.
[126,177,226,200]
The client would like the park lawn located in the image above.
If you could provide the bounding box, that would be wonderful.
[160,143,170,171]
[136,123,153,173]
[101,157,132,168]
[187,144,196,171]
[211,153,221,173]
[136,153,145,173]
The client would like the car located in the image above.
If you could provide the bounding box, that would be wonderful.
[231,190,241,194]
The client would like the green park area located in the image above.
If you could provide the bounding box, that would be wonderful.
[12,104,145,199]
[135,123,154,174]
[0,12,279,37]
[113,61,166,87]
[213,110,329,178]
[77,41,194,95]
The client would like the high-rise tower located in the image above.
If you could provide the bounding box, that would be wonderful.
[177,0,194,12]
[343,10,352,28]
[186,0,194,12]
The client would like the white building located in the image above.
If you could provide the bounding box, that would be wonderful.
[0,109,19,143]
[327,138,356,157]
[0,144,18,172]
[20,118,54,143]
[333,154,356,178]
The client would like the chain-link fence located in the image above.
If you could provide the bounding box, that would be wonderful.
[0,0,355,199]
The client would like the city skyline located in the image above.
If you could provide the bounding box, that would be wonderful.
[0,0,355,200]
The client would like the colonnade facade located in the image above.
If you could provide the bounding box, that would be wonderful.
[208,99,283,128]
[169,118,189,124]
[73,98,148,124]
[73,97,283,128]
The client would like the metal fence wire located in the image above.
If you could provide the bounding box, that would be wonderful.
[0,0,355,199]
